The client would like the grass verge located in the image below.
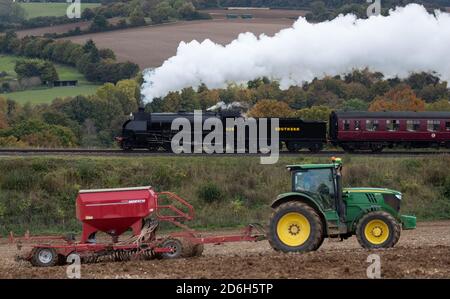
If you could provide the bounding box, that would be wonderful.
[0,155,449,236]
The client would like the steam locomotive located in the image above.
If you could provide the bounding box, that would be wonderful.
[116,109,450,152]
[115,108,327,152]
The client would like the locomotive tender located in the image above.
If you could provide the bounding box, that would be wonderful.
[116,108,450,152]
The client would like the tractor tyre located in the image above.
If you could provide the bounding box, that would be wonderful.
[314,234,325,251]
[391,222,402,246]
[268,202,324,253]
[31,247,58,267]
[355,211,401,249]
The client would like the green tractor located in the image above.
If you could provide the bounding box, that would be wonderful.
[268,158,416,252]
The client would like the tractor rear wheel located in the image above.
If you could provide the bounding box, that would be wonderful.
[268,202,324,253]
[355,211,401,249]
[31,247,58,267]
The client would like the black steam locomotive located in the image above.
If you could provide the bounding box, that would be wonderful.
[115,108,327,152]
[116,109,450,153]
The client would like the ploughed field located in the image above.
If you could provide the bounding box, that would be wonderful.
[0,221,449,279]
[61,19,294,68]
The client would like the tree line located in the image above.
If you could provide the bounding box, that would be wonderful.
[194,0,449,10]
[147,69,450,121]
[0,0,211,33]
[0,33,139,84]
[0,68,449,148]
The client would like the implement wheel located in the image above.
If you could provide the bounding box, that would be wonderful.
[31,247,58,267]
[160,239,183,259]
[268,202,324,253]
[356,211,401,249]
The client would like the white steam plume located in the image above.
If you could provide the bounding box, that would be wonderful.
[142,4,450,103]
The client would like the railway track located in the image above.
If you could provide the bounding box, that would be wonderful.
[0,148,449,157]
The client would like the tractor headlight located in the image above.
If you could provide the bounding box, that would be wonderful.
[395,194,402,200]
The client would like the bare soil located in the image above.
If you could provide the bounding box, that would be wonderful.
[1,221,449,279]
[59,19,294,68]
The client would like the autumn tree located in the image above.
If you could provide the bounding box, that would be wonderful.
[96,79,140,114]
[296,106,332,122]
[369,85,425,112]
[198,88,220,110]
[247,100,295,118]
[426,99,450,111]
[340,98,368,111]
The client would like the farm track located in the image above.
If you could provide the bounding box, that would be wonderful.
[1,221,449,278]
[0,148,449,157]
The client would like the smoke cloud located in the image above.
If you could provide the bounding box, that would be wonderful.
[142,4,450,103]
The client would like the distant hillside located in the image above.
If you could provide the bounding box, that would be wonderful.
[195,0,450,9]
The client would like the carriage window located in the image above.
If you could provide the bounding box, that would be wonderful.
[354,120,361,131]
[343,120,350,131]
[407,120,420,131]
[427,120,440,132]
[386,120,399,131]
[366,120,379,131]
[446,122,450,131]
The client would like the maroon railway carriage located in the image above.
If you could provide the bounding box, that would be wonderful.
[329,111,450,152]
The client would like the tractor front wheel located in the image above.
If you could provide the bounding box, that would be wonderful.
[356,211,401,249]
[268,202,324,253]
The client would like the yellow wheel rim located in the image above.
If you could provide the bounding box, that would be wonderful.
[364,219,390,245]
[276,212,311,247]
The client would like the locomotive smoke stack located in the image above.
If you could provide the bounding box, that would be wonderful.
[141,4,450,103]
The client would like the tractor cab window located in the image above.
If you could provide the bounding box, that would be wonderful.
[293,169,335,210]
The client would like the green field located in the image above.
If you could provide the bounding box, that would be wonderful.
[4,85,99,105]
[0,55,17,80]
[19,2,101,19]
[0,55,99,104]
[0,55,87,82]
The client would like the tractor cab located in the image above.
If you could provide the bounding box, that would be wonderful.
[289,159,341,208]
[287,157,346,221]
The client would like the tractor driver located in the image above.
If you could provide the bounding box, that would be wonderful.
[296,170,334,210]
